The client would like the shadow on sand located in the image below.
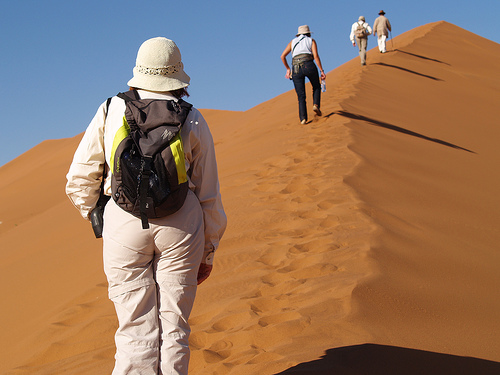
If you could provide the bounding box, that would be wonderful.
[371,62,443,81]
[273,344,500,375]
[324,111,475,154]
[393,49,451,65]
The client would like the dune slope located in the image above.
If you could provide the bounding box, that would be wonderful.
[344,21,500,361]
[0,21,498,375]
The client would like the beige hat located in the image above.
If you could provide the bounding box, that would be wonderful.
[358,16,365,21]
[127,37,190,92]
[296,25,312,36]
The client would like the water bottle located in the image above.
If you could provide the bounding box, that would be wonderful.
[321,79,326,92]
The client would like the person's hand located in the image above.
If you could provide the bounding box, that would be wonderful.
[352,42,356,47]
[285,69,291,80]
[197,263,213,285]
[320,71,326,80]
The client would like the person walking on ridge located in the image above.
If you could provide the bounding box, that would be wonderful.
[66,37,227,375]
[350,16,372,66]
[281,24,326,125]
[373,10,392,53]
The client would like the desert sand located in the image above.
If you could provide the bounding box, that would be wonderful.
[1,21,499,374]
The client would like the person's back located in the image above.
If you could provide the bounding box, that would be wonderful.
[66,37,227,375]
[281,25,326,124]
[373,10,392,53]
[350,16,372,65]
[373,10,391,36]
[291,34,313,57]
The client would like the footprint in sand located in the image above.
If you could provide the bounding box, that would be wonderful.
[202,340,233,363]
[252,312,311,348]
[288,239,341,255]
[256,252,287,268]
[319,215,341,228]
[249,297,288,315]
[278,176,310,195]
[257,310,303,327]
[189,331,208,350]
[276,256,339,281]
[210,311,257,333]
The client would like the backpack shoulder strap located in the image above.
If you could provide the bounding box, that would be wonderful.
[105,97,112,114]
[117,90,140,102]
[177,98,193,114]
[292,35,306,53]
[116,93,193,130]
[174,99,194,129]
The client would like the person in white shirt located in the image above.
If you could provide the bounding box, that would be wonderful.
[373,10,392,53]
[281,25,326,124]
[350,16,373,66]
[66,37,226,375]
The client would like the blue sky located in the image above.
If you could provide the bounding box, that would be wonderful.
[1,0,499,166]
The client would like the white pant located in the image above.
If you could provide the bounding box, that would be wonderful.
[377,34,388,52]
[103,190,205,375]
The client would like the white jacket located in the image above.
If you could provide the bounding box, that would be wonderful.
[350,21,373,42]
[66,89,227,253]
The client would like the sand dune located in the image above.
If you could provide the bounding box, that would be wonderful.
[1,21,499,374]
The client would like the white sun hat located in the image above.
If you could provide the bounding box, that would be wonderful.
[127,37,190,92]
[296,25,312,36]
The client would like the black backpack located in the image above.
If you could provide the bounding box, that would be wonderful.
[110,90,193,229]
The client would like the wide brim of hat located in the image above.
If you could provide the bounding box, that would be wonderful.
[127,69,190,92]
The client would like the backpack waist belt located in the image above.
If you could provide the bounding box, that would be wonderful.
[292,53,313,66]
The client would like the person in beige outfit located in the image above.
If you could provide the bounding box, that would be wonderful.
[373,10,392,53]
[66,37,227,375]
[350,16,372,66]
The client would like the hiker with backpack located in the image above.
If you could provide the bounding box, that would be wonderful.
[350,16,373,66]
[281,24,326,125]
[66,37,227,375]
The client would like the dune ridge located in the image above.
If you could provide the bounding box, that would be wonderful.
[343,21,500,362]
[1,21,499,374]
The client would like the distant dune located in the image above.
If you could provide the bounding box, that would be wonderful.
[1,21,499,374]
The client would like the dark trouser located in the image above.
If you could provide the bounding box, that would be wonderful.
[292,59,321,122]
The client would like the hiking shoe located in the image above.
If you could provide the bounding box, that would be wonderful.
[300,119,307,125]
[313,105,322,116]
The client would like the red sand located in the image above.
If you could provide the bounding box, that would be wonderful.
[1,21,499,374]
